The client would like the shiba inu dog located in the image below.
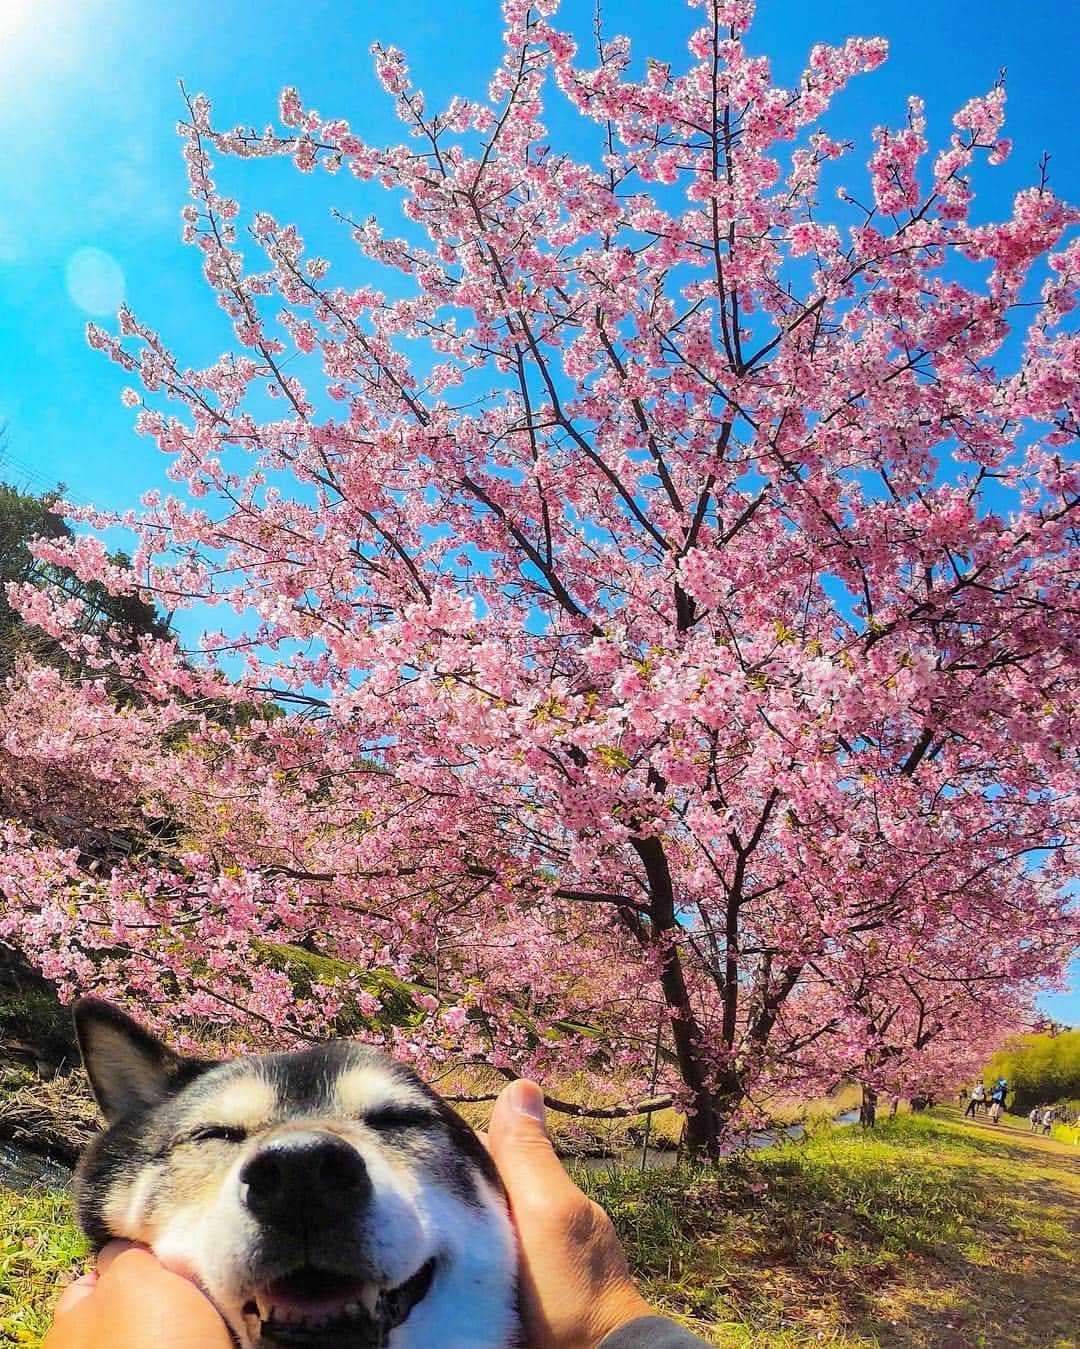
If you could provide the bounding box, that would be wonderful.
[72,999,519,1348]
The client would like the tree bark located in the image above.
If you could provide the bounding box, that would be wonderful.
[631,795,793,1160]
[860,1083,878,1129]
[631,832,728,1159]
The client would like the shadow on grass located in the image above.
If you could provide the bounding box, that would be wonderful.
[859,1254,1080,1349]
[580,1113,1080,1347]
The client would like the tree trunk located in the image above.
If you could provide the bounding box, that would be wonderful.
[860,1084,878,1129]
[682,1093,726,1160]
[681,1066,745,1160]
[631,821,795,1162]
[632,833,730,1159]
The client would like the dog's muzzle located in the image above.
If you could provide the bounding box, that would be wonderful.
[238,1130,437,1347]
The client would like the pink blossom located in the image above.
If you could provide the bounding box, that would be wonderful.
[2,0,1077,1155]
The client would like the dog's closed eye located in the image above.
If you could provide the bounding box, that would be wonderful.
[365,1105,435,1131]
[182,1124,249,1145]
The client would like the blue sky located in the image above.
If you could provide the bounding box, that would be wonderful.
[0,0,1076,1020]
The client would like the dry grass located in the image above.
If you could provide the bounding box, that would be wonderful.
[0,1076,98,1166]
[449,1073,866,1156]
[436,1065,690,1154]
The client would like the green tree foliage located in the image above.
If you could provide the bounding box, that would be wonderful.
[985,1028,1080,1112]
[0,483,69,666]
[0,479,168,679]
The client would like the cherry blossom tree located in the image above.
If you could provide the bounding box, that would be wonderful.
[3,0,1078,1154]
[779,933,1041,1125]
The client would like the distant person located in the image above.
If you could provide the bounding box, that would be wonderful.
[957,1087,967,1106]
[1029,1106,1041,1132]
[990,1079,1007,1111]
[964,1082,985,1118]
[1041,1106,1055,1136]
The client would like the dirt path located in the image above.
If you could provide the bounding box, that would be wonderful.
[941,1105,1080,1164]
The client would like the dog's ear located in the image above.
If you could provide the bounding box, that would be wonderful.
[74,998,204,1122]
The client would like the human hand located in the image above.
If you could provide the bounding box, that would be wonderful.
[487,1080,655,1349]
[44,1242,232,1349]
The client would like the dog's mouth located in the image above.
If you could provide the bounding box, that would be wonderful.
[243,1259,437,1347]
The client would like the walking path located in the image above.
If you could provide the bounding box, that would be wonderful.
[946,1105,1080,1163]
[874,1109,1079,1346]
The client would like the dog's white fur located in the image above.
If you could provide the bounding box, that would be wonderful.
[74,1000,519,1349]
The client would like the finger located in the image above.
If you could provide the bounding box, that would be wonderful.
[488,1080,550,1149]
[52,1271,98,1317]
[95,1244,234,1345]
[96,1241,145,1274]
[96,1243,203,1299]
[487,1080,581,1207]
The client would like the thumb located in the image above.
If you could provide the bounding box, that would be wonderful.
[487,1080,578,1209]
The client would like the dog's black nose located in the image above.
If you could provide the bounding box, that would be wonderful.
[240,1132,371,1229]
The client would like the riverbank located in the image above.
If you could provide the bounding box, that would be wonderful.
[2,1109,1077,1346]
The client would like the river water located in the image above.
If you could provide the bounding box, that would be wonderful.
[577,1106,861,1171]
[0,1141,73,1193]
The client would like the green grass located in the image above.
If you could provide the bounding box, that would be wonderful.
[0,1188,88,1343]
[2,1111,1077,1347]
[579,1112,1080,1346]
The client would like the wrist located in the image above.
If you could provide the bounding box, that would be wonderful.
[589,1287,656,1347]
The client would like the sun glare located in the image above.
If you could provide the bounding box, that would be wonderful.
[66,246,125,316]
[0,1,39,47]
[0,0,87,75]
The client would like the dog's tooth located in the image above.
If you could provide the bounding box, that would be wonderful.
[360,1283,381,1315]
[343,1300,361,1318]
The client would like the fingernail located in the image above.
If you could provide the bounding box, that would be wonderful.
[509,1079,547,1124]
